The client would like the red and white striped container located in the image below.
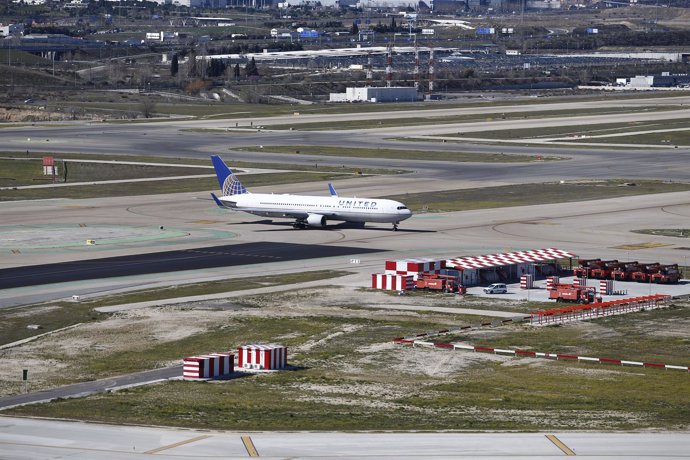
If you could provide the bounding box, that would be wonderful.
[546,276,559,290]
[183,351,235,380]
[573,278,585,287]
[371,273,415,291]
[384,259,446,279]
[520,274,533,289]
[599,279,613,295]
[237,344,288,370]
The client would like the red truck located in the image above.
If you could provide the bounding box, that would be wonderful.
[631,263,661,282]
[573,259,601,278]
[416,275,465,293]
[549,284,597,304]
[612,262,639,281]
[650,264,680,284]
[590,260,620,279]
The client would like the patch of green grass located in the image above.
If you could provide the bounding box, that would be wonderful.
[446,119,690,141]
[233,145,562,163]
[0,158,210,187]
[385,180,690,213]
[259,106,666,131]
[0,171,358,201]
[566,129,690,146]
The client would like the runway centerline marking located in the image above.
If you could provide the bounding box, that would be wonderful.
[546,434,575,456]
[241,435,259,457]
[143,435,211,454]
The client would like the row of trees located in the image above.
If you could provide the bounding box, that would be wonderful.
[170,54,260,80]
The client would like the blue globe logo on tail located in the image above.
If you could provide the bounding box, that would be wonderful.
[223,173,248,196]
[211,155,248,196]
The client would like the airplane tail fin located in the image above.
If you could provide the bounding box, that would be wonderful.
[211,155,248,196]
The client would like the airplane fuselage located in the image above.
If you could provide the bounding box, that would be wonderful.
[218,193,412,225]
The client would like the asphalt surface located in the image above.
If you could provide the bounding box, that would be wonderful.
[0,242,384,289]
[0,418,689,459]
[0,367,181,410]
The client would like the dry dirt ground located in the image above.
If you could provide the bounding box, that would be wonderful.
[0,287,517,397]
[1,286,687,403]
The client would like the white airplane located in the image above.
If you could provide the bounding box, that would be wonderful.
[210,155,412,230]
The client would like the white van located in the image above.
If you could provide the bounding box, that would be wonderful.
[483,283,507,294]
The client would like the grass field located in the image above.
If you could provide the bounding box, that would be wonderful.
[233,145,564,163]
[441,119,690,142]
[5,290,689,431]
[384,180,690,213]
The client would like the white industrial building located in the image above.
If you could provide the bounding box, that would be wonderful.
[329,86,417,103]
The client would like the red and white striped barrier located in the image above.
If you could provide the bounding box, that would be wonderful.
[546,276,559,291]
[183,351,234,380]
[392,339,690,372]
[237,344,288,370]
[371,273,415,291]
[573,278,585,287]
[599,279,613,295]
[520,274,533,289]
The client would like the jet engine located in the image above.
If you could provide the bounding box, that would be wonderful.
[306,214,327,228]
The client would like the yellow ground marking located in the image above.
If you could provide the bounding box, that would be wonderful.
[143,435,211,455]
[546,434,576,456]
[191,220,222,224]
[612,242,672,250]
[241,435,259,457]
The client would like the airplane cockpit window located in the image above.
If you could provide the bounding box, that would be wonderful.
[397,206,408,210]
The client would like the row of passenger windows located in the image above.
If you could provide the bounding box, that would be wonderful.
[259,202,380,209]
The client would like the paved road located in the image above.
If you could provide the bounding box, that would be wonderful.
[0,367,181,410]
[0,416,688,459]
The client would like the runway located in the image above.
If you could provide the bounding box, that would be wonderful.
[0,416,688,459]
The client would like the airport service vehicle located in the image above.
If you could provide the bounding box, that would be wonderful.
[483,283,507,294]
[210,156,412,230]
[612,262,640,281]
[549,284,596,303]
[590,260,621,279]
[631,263,661,282]
[650,264,680,284]
[415,274,465,293]
[573,259,601,278]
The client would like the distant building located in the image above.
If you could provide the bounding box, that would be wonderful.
[0,23,24,37]
[330,86,418,103]
[617,73,690,88]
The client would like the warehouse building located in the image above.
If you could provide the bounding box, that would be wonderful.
[329,86,418,103]
[371,248,574,291]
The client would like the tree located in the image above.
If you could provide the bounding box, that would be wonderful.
[351,21,359,36]
[139,98,156,119]
[234,63,241,81]
[245,57,259,77]
[390,17,397,31]
[170,54,179,77]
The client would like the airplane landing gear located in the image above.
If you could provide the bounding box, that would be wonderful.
[293,221,307,229]
[393,223,399,231]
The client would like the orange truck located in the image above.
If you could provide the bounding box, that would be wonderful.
[612,262,639,281]
[573,259,601,278]
[415,274,465,293]
[549,284,597,304]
